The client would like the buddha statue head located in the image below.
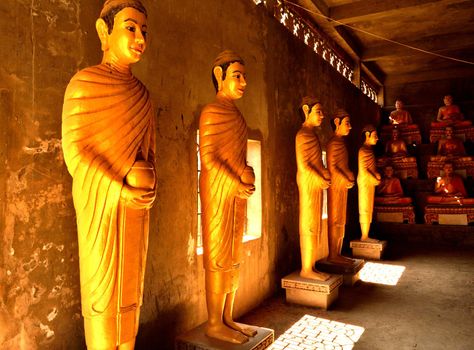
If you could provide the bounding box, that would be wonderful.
[96,0,148,67]
[443,162,454,177]
[391,127,400,141]
[383,165,394,179]
[443,95,453,106]
[212,50,246,100]
[445,126,454,139]
[395,99,404,110]
[362,124,378,146]
[300,97,324,126]
[332,109,352,136]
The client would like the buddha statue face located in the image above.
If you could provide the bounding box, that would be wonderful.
[443,95,453,106]
[395,100,403,110]
[97,7,147,66]
[392,129,400,141]
[304,103,324,127]
[443,163,454,177]
[335,116,352,136]
[445,127,454,138]
[217,62,247,100]
[383,166,394,178]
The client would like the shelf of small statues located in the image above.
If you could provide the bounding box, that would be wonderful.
[426,159,474,179]
[376,160,418,180]
[429,127,474,143]
[380,126,422,146]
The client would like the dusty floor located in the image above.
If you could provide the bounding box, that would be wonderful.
[239,244,474,350]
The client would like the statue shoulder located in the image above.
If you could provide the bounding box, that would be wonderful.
[64,65,107,99]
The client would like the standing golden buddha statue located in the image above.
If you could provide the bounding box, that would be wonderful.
[357,125,381,242]
[296,97,331,281]
[199,51,257,344]
[62,1,155,349]
[327,110,355,266]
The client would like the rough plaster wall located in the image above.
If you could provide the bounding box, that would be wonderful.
[0,1,379,349]
[385,79,474,142]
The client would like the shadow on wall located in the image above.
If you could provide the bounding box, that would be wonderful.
[136,302,188,350]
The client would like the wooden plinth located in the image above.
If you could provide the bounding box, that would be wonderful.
[350,240,387,260]
[315,259,365,286]
[281,272,342,310]
[175,323,274,350]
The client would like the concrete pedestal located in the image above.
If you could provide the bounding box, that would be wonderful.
[350,240,387,260]
[315,259,365,286]
[175,322,274,350]
[281,272,342,310]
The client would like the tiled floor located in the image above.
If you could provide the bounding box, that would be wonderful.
[239,244,474,350]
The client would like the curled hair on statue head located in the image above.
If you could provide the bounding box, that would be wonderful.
[299,96,321,123]
[211,50,245,92]
[331,108,349,131]
[362,124,377,144]
[101,1,147,34]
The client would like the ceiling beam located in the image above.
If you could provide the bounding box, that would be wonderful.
[334,25,363,58]
[362,32,474,61]
[384,66,474,86]
[329,0,441,23]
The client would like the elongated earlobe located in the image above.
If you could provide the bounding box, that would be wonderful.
[96,18,109,51]
[213,66,223,91]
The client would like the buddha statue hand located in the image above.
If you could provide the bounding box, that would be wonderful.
[121,184,156,210]
[237,182,255,199]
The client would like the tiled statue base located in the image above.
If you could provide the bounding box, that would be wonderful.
[424,205,474,225]
[281,272,343,310]
[315,259,365,286]
[350,240,387,260]
[175,323,274,350]
[375,205,415,224]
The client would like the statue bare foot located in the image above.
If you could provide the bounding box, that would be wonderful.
[328,255,355,266]
[206,323,249,344]
[300,269,331,281]
[360,237,379,243]
[224,319,257,337]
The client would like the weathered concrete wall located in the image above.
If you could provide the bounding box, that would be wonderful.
[384,79,474,142]
[0,1,379,349]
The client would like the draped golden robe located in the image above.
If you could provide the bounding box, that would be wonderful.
[296,126,327,237]
[327,136,353,233]
[199,96,248,293]
[62,63,155,348]
[357,145,378,225]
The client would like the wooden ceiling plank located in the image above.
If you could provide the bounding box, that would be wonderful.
[329,0,441,23]
[362,32,474,61]
[384,66,474,85]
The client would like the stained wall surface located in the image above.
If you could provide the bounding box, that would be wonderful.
[0,1,378,349]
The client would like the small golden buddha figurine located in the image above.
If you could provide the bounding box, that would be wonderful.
[385,128,409,159]
[327,109,355,266]
[436,95,470,126]
[296,97,331,281]
[375,166,412,205]
[62,1,155,349]
[427,163,473,205]
[199,50,257,344]
[437,126,467,158]
[389,100,413,125]
[381,99,421,145]
[357,125,381,242]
